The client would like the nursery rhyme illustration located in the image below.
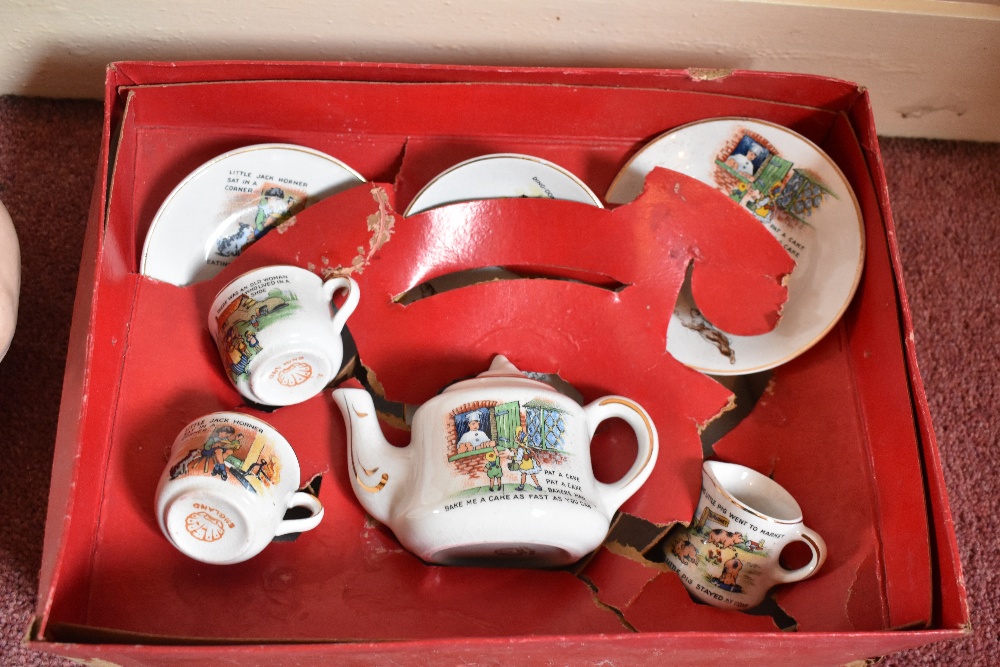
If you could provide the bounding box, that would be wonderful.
[713,130,837,243]
[214,275,303,385]
[440,399,594,511]
[211,172,310,266]
[168,417,283,494]
[167,417,284,541]
[664,494,774,609]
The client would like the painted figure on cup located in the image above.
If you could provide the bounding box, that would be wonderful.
[705,528,745,549]
[166,420,282,496]
[203,424,244,481]
[214,288,298,384]
[671,538,699,565]
[716,551,744,592]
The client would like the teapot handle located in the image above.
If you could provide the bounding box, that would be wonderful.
[584,396,659,516]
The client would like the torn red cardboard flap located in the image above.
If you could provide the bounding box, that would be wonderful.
[583,331,905,635]
[581,543,665,613]
[583,546,784,633]
[335,168,792,403]
[626,571,781,633]
[707,335,905,632]
[234,169,792,527]
[79,169,789,641]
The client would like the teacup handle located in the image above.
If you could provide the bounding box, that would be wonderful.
[772,525,827,584]
[584,396,659,516]
[275,491,325,537]
[324,276,360,333]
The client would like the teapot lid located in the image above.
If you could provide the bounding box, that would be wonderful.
[443,355,553,393]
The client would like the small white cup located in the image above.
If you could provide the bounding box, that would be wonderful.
[208,265,359,406]
[663,460,827,610]
[155,412,324,565]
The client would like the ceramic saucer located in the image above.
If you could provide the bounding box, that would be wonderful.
[606,118,865,375]
[404,153,602,216]
[140,144,365,286]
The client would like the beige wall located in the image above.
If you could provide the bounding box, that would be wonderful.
[4,0,999,141]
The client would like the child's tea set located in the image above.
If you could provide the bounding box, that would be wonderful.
[150,131,850,610]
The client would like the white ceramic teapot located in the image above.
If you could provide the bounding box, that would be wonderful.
[332,355,658,567]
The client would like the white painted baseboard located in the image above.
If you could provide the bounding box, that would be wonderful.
[4,0,998,141]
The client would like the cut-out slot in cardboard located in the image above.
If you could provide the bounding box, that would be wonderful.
[210,170,793,532]
[393,265,629,305]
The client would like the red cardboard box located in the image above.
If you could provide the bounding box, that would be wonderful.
[29,62,968,666]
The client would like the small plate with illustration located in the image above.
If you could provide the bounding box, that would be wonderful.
[141,144,365,286]
[606,118,865,375]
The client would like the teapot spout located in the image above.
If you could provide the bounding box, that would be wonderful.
[332,387,408,526]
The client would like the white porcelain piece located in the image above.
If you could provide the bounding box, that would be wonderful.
[0,200,19,364]
[208,265,359,407]
[606,118,865,375]
[155,412,324,565]
[332,355,658,568]
[141,144,365,286]
[404,153,603,216]
[662,460,827,610]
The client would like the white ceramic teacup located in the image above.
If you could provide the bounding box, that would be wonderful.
[208,265,359,406]
[155,412,324,565]
[663,460,827,610]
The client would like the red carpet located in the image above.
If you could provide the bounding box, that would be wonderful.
[0,96,994,665]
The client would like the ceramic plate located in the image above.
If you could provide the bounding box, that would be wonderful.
[606,118,865,375]
[140,144,365,286]
[404,153,602,216]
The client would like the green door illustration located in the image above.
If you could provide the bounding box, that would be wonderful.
[753,154,793,196]
[493,401,522,448]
